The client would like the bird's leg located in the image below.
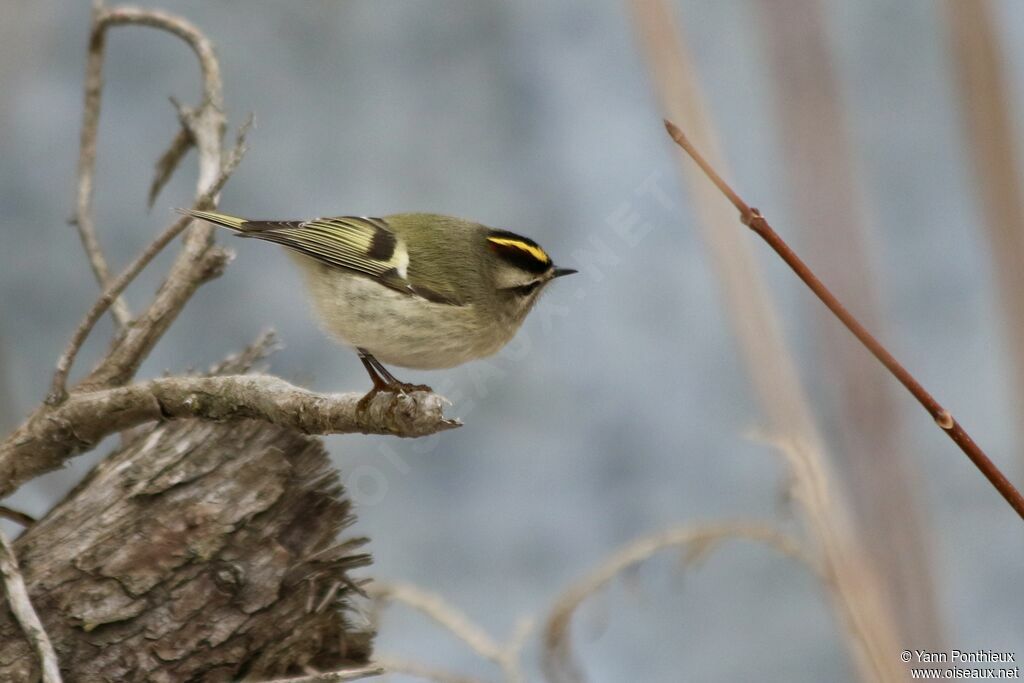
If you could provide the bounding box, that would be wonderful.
[356,349,432,410]
[357,350,391,392]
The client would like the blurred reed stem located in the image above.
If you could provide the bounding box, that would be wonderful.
[756,0,944,649]
[627,0,903,680]
[945,0,1024,469]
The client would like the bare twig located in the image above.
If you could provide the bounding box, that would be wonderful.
[2,377,460,499]
[72,2,224,327]
[665,118,1024,520]
[148,123,194,209]
[49,121,250,403]
[540,522,810,683]
[262,664,384,683]
[368,582,527,683]
[75,4,228,389]
[73,0,131,327]
[97,6,224,186]
[208,328,281,375]
[0,529,61,683]
[0,506,36,527]
[375,656,491,683]
[368,583,506,670]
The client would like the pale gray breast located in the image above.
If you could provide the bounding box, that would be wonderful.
[292,254,516,369]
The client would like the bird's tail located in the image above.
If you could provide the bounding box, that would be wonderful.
[176,208,249,232]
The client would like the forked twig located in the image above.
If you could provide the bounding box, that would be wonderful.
[75,4,228,390]
[48,121,250,404]
[664,118,1024,520]
[0,530,62,682]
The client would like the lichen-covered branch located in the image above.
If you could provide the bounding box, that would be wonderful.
[1,375,459,499]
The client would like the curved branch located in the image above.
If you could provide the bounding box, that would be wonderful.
[368,582,527,683]
[72,1,131,326]
[49,123,250,404]
[72,3,225,326]
[540,522,813,683]
[1,377,460,498]
[368,583,506,668]
[71,3,229,390]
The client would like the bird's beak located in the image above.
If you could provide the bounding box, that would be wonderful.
[552,267,578,279]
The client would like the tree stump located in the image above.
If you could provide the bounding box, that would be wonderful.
[0,417,372,682]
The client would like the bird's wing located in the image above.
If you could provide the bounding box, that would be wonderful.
[240,215,418,296]
[180,210,465,304]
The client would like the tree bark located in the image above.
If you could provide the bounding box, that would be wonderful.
[0,416,372,682]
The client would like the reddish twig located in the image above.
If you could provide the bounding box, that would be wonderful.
[664,118,1024,520]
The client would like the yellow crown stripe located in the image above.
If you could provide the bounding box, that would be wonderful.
[486,237,550,264]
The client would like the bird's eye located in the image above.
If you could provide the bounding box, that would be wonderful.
[510,280,543,296]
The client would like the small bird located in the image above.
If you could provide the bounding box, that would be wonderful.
[180,210,577,400]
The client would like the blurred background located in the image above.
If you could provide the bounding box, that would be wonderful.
[2,1,1024,680]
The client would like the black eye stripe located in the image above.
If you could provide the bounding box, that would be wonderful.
[509,281,543,296]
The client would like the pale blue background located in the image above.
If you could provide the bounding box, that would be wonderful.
[2,2,1023,681]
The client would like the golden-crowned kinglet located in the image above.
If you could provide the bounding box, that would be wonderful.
[180,210,576,396]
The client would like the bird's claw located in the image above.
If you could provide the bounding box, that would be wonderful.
[356,382,434,413]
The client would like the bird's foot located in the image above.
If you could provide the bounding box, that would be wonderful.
[392,382,433,394]
[356,382,435,412]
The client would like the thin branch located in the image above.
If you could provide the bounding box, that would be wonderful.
[71,2,225,327]
[368,582,506,669]
[5,378,456,497]
[48,121,250,404]
[0,529,62,683]
[375,656,492,683]
[72,0,131,327]
[0,506,36,527]
[262,664,385,683]
[148,122,194,209]
[76,4,228,390]
[665,118,1024,521]
[540,522,811,683]
[1,376,459,499]
[368,582,527,683]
